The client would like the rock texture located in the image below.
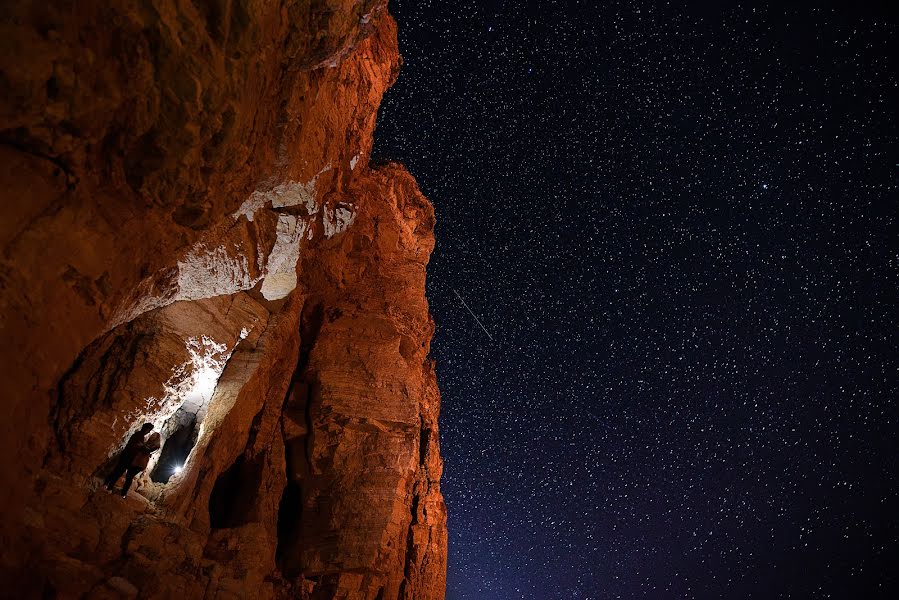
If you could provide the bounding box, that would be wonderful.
[0,1,446,598]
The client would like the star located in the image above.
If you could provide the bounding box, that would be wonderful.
[374,1,897,597]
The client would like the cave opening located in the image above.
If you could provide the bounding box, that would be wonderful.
[275,479,304,576]
[150,408,199,483]
[419,426,431,466]
[274,302,322,576]
[149,336,229,484]
[209,454,265,529]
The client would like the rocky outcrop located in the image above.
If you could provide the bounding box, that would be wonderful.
[0,1,446,598]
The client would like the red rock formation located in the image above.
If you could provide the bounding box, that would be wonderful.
[0,1,446,598]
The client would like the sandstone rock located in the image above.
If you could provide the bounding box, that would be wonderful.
[0,1,445,598]
[104,576,139,599]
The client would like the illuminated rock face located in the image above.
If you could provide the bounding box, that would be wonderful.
[0,1,446,598]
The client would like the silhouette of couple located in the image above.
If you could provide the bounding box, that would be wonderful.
[103,423,161,497]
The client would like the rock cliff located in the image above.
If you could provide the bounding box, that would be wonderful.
[0,1,446,598]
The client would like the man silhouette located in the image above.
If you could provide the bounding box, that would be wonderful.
[104,423,153,497]
[120,431,162,496]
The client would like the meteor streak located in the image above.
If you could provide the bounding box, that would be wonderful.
[453,288,494,341]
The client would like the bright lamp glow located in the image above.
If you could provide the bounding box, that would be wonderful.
[173,465,183,474]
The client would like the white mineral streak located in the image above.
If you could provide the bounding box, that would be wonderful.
[232,166,329,220]
[114,235,264,328]
[112,170,346,328]
[232,193,268,222]
[260,215,308,300]
[350,154,360,170]
[176,243,261,301]
[269,179,320,211]
[323,203,357,239]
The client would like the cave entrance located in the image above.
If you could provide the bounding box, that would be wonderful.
[275,478,303,575]
[149,347,222,484]
[209,454,266,529]
[150,407,199,483]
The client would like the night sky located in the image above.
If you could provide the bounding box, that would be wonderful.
[372,1,897,598]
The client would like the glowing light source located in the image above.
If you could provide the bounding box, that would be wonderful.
[173,464,183,474]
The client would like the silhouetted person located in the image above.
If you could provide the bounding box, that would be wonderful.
[119,432,161,496]
[104,423,153,496]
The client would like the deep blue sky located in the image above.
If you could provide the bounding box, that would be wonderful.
[373,1,897,598]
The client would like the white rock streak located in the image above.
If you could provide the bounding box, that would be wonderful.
[113,168,358,326]
[261,215,308,300]
[231,193,268,222]
[232,166,329,221]
[177,243,261,301]
[269,179,321,212]
[323,204,357,239]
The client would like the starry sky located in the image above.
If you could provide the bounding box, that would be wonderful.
[372,1,897,598]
